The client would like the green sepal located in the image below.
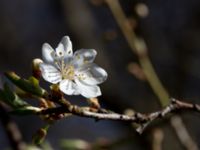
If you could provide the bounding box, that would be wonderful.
[28,76,39,87]
[10,107,39,115]
[0,84,29,108]
[5,72,46,97]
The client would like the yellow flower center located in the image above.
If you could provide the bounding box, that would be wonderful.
[62,65,75,80]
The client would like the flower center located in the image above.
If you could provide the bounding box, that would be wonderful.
[62,65,75,80]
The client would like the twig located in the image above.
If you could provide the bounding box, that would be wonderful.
[0,102,26,150]
[38,98,200,134]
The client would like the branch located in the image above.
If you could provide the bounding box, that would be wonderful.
[152,128,164,150]
[105,0,169,106]
[136,98,200,133]
[104,1,198,149]
[170,116,199,150]
[38,98,200,134]
[0,102,26,150]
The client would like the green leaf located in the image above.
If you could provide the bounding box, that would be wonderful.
[0,84,28,108]
[5,72,46,97]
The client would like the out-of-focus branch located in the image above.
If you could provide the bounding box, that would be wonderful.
[104,1,198,149]
[171,116,199,150]
[0,102,26,150]
[152,128,164,150]
[105,0,169,106]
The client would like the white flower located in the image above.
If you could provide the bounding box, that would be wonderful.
[39,36,107,98]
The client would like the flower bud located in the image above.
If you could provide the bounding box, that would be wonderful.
[87,98,100,109]
[32,58,43,79]
[32,125,49,145]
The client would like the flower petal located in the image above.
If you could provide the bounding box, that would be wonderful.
[55,42,65,58]
[56,36,73,59]
[73,49,97,68]
[76,64,107,85]
[75,79,101,98]
[62,36,73,56]
[39,63,62,84]
[59,79,79,95]
[42,43,55,63]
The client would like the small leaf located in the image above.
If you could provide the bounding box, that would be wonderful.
[0,84,28,108]
[5,72,46,97]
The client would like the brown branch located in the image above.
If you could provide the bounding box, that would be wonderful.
[0,102,26,150]
[136,99,200,133]
[38,98,200,134]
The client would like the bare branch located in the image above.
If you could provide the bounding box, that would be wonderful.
[39,98,200,134]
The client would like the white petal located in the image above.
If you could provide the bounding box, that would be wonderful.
[56,36,73,62]
[42,43,55,63]
[55,42,65,58]
[75,79,101,98]
[73,49,97,68]
[39,63,62,84]
[75,64,107,85]
[59,80,79,95]
[62,36,73,57]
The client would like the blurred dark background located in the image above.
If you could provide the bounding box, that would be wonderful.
[1,0,200,149]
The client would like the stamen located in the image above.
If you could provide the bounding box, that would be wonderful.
[61,65,75,80]
[77,73,86,80]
